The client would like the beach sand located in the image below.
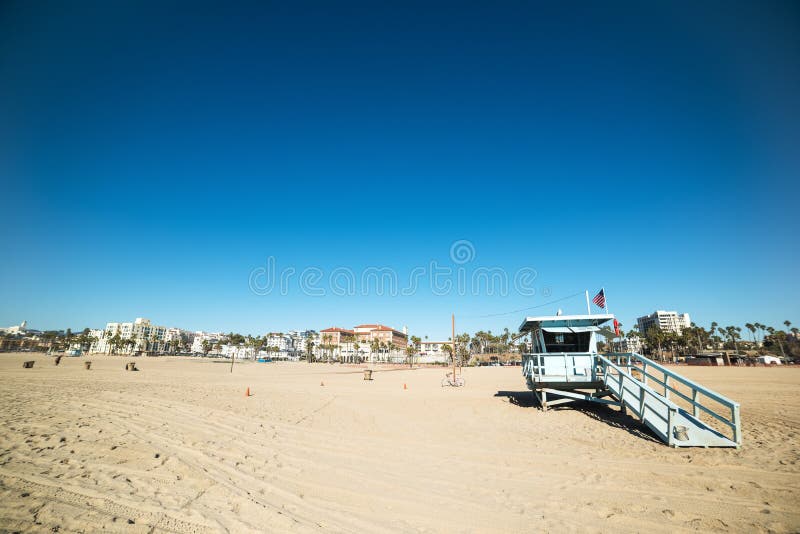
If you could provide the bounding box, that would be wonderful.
[0,353,798,533]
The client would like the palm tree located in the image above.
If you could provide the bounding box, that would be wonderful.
[767,326,786,357]
[442,342,453,363]
[723,326,742,354]
[109,333,122,355]
[410,336,421,367]
[645,329,665,360]
[368,339,378,366]
[752,323,762,347]
[745,323,756,346]
[247,335,263,360]
[149,331,159,354]
[322,334,333,363]
[405,346,415,368]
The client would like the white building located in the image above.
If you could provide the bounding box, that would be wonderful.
[612,335,643,353]
[191,332,225,354]
[91,318,167,354]
[265,333,296,360]
[418,341,452,364]
[287,330,317,356]
[0,320,27,336]
[637,311,691,336]
[220,344,255,360]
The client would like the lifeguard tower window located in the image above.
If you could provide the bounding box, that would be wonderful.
[543,331,590,353]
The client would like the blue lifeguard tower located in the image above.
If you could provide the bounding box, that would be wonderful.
[519,313,742,448]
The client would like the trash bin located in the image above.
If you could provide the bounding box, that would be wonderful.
[84,361,92,370]
[363,369,373,381]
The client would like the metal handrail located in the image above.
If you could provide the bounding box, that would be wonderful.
[607,352,741,445]
[597,354,675,443]
[609,352,737,408]
[615,363,737,430]
[596,355,672,411]
[523,352,597,383]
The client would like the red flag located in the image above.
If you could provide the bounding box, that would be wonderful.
[613,319,620,337]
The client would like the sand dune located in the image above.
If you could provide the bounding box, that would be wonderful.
[0,353,798,533]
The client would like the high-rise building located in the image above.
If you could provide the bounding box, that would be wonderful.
[636,311,691,336]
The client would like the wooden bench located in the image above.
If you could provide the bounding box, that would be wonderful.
[22,361,34,369]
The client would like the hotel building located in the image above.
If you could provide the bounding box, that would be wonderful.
[91,318,167,354]
[636,311,691,336]
[353,324,409,348]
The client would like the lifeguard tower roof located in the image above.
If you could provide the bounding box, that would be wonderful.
[519,314,614,333]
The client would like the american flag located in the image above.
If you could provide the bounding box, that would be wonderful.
[592,289,606,309]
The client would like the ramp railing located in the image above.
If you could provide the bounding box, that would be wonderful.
[596,354,678,444]
[522,352,597,382]
[606,353,741,446]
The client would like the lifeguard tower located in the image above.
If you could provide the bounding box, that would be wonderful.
[519,313,742,448]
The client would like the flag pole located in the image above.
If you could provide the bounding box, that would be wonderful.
[585,290,591,315]
[603,287,609,315]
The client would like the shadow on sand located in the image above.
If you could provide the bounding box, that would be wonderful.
[494,390,661,444]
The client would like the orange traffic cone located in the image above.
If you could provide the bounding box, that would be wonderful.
[403,383,407,390]
[245,387,250,397]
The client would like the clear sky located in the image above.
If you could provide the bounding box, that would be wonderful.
[1,1,798,338]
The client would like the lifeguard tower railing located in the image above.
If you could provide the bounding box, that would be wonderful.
[522,352,599,383]
[522,351,742,447]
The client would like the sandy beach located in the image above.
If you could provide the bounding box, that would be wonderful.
[0,353,798,533]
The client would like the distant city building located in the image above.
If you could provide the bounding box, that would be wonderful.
[317,324,408,362]
[353,324,409,348]
[319,327,355,346]
[264,332,297,359]
[419,340,452,364]
[191,331,224,354]
[288,330,317,355]
[636,311,691,336]
[164,328,194,351]
[613,335,642,353]
[0,320,27,336]
[220,344,255,360]
[91,318,167,354]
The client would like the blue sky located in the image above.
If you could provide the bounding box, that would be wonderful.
[0,1,798,338]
